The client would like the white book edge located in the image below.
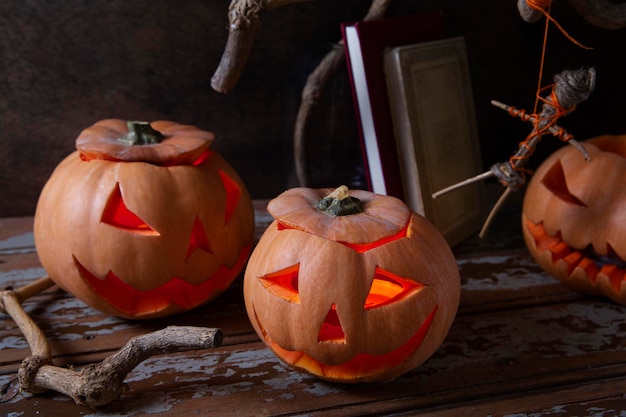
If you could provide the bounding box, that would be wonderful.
[344,25,387,195]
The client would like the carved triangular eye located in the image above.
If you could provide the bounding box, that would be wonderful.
[541,160,587,207]
[258,264,300,304]
[102,183,158,235]
[364,267,423,310]
[185,217,213,260]
[218,170,242,224]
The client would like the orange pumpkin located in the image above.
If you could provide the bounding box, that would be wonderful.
[34,120,254,319]
[522,134,626,304]
[243,186,460,383]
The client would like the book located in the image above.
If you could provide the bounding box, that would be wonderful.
[341,12,445,200]
[384,37,484,246]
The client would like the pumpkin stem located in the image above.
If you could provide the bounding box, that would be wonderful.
[118,121,164,145]
[316,185,363,216]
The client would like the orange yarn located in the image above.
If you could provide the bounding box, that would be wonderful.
[526,0,553,10]
[525,0,591,50]
[507,84,576,171]
[505,0,588,174]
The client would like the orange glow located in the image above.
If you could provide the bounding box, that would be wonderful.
[277,221,304,231]
[192,149,213,166]
[275,220,410,253]
[339,222,409,253]
[185,216,213,260]
[74,243,252,317]
[524,217,626,293]
[255,305,438,381]
[101,183,158,235]
[259,264,300,304]
[218,170,241,224]
[365,267,424,310]
[318,304,345,343]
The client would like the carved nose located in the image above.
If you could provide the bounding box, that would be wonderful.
[318,304,346,343]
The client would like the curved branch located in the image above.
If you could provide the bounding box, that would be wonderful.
[211,0,315,93]
[0,277,223,407]
[293,45,346,187]
[517,0,626,29]
[567,0,626,29]
[293,0,392,187]
[28,326,223,407]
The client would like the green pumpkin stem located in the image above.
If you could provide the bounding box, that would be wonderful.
[118,121,164,145]
[316,185,363,216]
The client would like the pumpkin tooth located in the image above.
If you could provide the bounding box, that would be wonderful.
[597,264,624,294]
[576,257,600,283]
[549,240,572,262]
[523,218,560,251]
[562,251,584,276]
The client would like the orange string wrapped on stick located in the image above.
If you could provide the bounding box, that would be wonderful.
[432,67,596,237]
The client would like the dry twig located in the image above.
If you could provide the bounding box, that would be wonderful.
[432,67,596,238]
[211,0,315,93]
[0,276,223,407]
[518,0,626,29]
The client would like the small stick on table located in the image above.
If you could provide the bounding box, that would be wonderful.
[0,277,224,407]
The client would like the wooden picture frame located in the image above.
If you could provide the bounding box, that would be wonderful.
[384,37,484,247]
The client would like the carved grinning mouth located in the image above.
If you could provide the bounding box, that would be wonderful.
[524,217,626,293]
[74,243,251,317]
[252,303,437,381]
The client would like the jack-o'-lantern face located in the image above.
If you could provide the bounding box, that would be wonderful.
[522,134,626,304]
[34,120,254,319]
[243,187,460,383]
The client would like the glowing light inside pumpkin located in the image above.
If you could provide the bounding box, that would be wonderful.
[365,267,424,310]
[259,263,424,346]
[192,149,213,166]
[74,243,252,317]
[253,304,439,380]
[541,161,587,207]
[185,216,213,260]
[101,183,158,235]
[258,264,300,304]
[275,220,410,253]
[524,217,626,293]
[218,170,242,224]
[318,304,345,343]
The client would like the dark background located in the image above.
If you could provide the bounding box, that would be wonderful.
[1,0,624,217]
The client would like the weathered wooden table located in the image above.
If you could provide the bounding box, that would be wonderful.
[2,200,626,416]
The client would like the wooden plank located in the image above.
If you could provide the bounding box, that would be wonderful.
[3,212,626,416]
[414,378,626,417]
[0,217,34,243]
[3,297,626,416]
[0,240,586,371]
[456,249,585,313]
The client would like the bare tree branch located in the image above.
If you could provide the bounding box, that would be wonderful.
[211,0,315,93]
[1,277,223,407]
[518,0,626,29]
[567,0,626,30]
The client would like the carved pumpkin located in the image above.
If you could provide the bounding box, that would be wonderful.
[34,120,254,319]
[522,134,626,304]
[243,186,460,383]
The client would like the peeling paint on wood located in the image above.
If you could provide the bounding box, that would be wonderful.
[0,232,35,255]
[3,215,626,416]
